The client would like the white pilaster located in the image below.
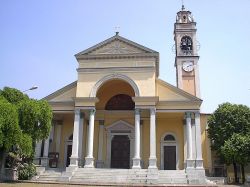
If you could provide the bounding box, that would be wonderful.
[84,109,96,168]
[96,120,104,168]
[69,109,81,167]
[177,64,183,88]
[148,108,157,169]
[78,113,84,167]
[186,112,194,168]
[195,112,203,168]
[132,108,141,169]
[55,122,62,153]
[194,63,201,98]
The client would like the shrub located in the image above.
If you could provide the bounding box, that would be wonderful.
[18,163,36,180]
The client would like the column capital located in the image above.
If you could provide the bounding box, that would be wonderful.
[195,112,200,118]
[135,108,140,115]
[150,107,156,115]
[75,108,81,115]
[89,108,96,115]
[185,112,192,118]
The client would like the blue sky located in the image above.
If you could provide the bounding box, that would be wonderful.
[1,0,250,113]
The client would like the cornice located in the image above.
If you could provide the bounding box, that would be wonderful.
[77,66,155,73]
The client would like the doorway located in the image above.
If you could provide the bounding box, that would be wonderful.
[111,135,130,169]
[164,146,176,170]
[66,144,72,167]
[161,133,178,170]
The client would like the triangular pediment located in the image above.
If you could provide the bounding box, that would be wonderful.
[106,120,134,131]
[156,78,202,102]
[75,34,158,57]
[43,81,77,102]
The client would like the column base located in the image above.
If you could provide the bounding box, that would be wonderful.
[186,159,195,168]
[148,157,157,169]
[195,159,203,168]
[69,156,79,167]
[186,167,206,184]
[84,157,95,168]
[132,158,141,169]
[40,157,49,167]
[96,160,104,168]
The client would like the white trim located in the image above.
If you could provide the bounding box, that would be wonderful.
[90,74,140,97]
[106,120,135,168]
[160,132,179,170]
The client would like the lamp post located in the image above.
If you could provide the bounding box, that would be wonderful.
[23,86,38,93]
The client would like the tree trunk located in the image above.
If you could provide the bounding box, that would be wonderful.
[241,164,245,184]
[233,162,239,183]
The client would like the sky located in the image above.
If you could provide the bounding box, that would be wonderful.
[1,0,250,113]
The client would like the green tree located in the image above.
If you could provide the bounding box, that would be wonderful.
[207,102,250,183]
[221,134,250,184]
[0,96,21,171]
[0,87,52,177]
[18,99,52,142]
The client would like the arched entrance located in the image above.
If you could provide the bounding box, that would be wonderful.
[111,135,130,169]
[161,133,178,170]
[93,74,137,168]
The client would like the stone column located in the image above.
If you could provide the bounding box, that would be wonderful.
[96,120,104,168]
[186,112,194,168]
[84,109,96,168]
[55,121,62,153]
[132,108,141,169]
[41,137,50,167]
[195,112,203,168]
[148,108,157,169]
[78,113,84,167]
[69,109,81,167]
[34,141,42,165]
[140,120,143,168]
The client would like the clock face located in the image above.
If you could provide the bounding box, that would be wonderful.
[182,62,194,72]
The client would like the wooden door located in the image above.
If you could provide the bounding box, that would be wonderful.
[66,144,72,167]
[111,135,130,169]
[164,146,176,170]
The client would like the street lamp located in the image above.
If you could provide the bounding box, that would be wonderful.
[23,86,38,93]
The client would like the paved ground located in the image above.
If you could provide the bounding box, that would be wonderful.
[0,182,246,187]
[0,183,102,187]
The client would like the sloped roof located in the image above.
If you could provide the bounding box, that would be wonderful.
[75,33,160,76]
[43,81,77,102]
[156,78,202,102]
[75,33,159,57]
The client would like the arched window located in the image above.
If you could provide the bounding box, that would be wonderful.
[164,134,175,141]
[105,94,135,110]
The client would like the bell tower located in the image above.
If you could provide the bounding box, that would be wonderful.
[174,5,200,98]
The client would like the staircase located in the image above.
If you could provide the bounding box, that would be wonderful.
[158,170,187,184]
[71,168,148,184]
[34,168,189,185]
[34,169,62,182]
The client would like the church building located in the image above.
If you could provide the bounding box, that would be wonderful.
[34,6,217,184]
